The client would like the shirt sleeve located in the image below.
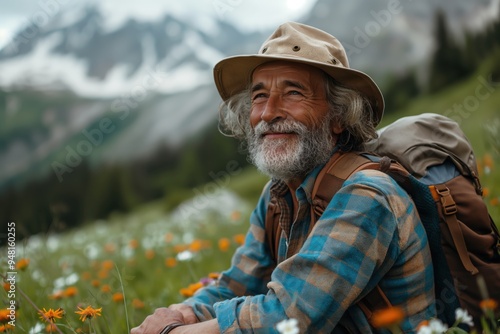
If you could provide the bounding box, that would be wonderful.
[188,171,423,333]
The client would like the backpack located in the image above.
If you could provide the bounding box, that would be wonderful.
[265,113,500,327]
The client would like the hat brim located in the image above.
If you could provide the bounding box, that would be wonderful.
[213,54,385,126]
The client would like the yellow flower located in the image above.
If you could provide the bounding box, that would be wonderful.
[39,308,64,323]
[370,306,405,329]
[16,258,30,271]
[75,305,102,322]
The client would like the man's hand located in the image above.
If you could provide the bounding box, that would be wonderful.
[130,304,198,334]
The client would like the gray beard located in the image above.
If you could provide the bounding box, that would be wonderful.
[246,118,336,181]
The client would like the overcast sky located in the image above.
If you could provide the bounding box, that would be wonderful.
[0,0,317,49]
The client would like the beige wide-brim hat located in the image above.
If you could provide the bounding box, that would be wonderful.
[213,21,385,126]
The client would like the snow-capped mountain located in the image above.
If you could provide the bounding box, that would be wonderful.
[0,4,264,97]
[0,0,497,189]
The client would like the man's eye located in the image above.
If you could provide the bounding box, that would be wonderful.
[288,90,302,96]
[252,93,266,101]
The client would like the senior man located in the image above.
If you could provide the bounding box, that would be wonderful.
[131,22,436,334]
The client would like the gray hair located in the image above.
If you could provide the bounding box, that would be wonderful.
[217,74,378,152]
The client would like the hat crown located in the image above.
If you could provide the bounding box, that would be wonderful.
[259,22,349,69]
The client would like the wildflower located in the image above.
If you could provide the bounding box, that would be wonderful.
[39,308,64,323]
[81,272,92,280]
[208,272,220,280]
[132,298,145,309]
[164,233,174,243]
[129,239,139,249]
[101,284,111,293]
[104,243,116,253]
[218,238,231,251]
[64,286,78,297]
[165,257,177,268]
[75,305,102,322]
[233,234,245,245]
[145,249,155,260]
[112,292,124,303]
[490,197,499,207]
[16,258,30,271]
[230,210,241,222]
[101,260,114,271]
[0,324,15,332]
[479,298,498,311]
[179,282,204,297]
[276,318,299,334]
[2,282,10,292]
[416,318,448,334]
[0,309,11,322]
[98,269,109,279]
[46,323,58,333]
[189,240,203,252]
[91,280,100,288]
[370,306,405,329]
[455,308,473,327]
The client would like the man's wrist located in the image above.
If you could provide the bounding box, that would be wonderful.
[159,322,184,334]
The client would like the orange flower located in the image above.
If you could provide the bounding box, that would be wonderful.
[145,249,155,260]
[370,306,405,329]
[132,298,145,309]
[189,240,203,252]
[164,233,174,243]
[165,257,177,268]
[0,309,10,322]
[49,290,64,300]
[0,324,15,332]
[75,305,102,322]
[101,284,111,293]
[112,292,124,303]
[230,210,241,222]
[2,282,9,292]
[480,298,498,311]
[208,272,220,280]
[16,258,29,271]
[218,238,231,252]
[39,308,64,323]
[233,234,245,245]
[483,187,490,198]
[101,260,114,271]
[81,272,92,281]
[91,280,100,288]
[46,323,58,333]
[98,269,109,279]
[416,320,429,331]
[104,243,116,253]
[129,239,139,249]
[179,282,204,297]
[64,286,78,298]
[490,197,499,207]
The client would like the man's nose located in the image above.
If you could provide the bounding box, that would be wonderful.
[261,94,286,123]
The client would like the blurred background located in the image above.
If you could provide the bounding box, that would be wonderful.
[1,0,499,243]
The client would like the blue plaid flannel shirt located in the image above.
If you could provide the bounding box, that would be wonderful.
[184,158,436,333]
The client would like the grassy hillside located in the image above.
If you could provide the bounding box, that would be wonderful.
[1,65,499,333]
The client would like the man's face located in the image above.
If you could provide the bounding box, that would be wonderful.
[247,61,338,182]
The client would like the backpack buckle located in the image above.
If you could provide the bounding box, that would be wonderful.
[435,185,458,215]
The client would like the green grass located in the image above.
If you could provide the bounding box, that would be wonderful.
[1,66,499,333]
